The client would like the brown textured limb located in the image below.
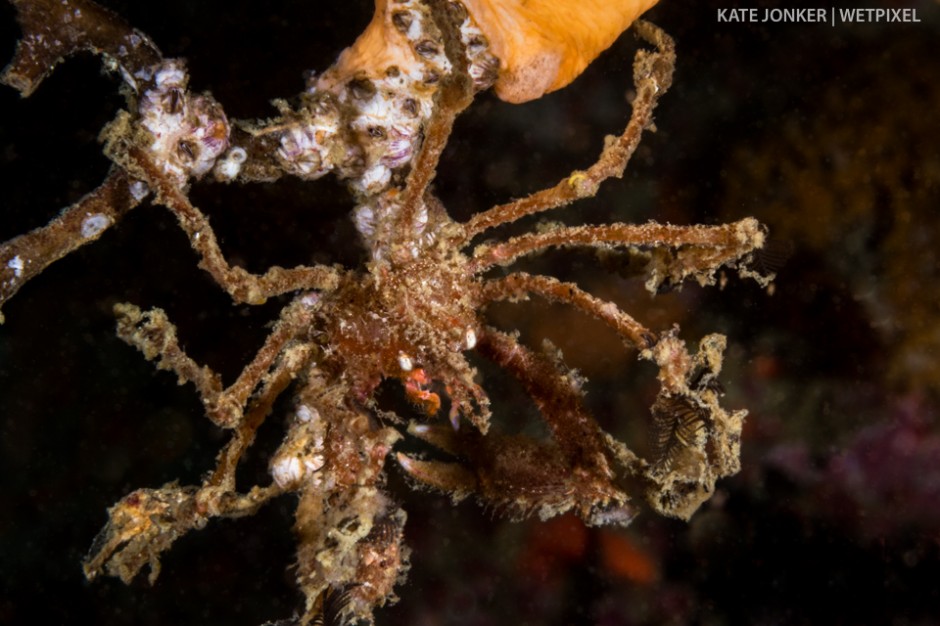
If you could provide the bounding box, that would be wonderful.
[2,0,162,97]
[114,302,224,413]
[205,298,316,427]
[396,452,478,498]
[207,342,317,490]
[475,327,615,483]
[471,218,764,274]
[392,0,474,253]
[83,483,280,585]
[460,21,675,242]
[115,298,315,429]
[0,170,140,323]
[121,145,340,303]
[481,272,656,350]
[399,420,636,525]
[405,421,461,456]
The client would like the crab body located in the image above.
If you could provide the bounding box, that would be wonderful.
[315,204,485,424]
[0,2,766,624]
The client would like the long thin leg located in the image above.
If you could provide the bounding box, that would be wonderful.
[115,297,316,428]
[471,218,765,272]
[393,0,475,245]
[122,145,340,303]
[460,21,676,242]
[475,327,614,479]
[481,272,657,350]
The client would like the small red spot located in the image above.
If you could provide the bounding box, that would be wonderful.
[517,514,588,581]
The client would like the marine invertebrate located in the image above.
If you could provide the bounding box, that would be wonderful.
[1,0,767,623]
[461,0,660,102]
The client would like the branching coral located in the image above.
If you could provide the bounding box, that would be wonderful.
[1,1,768,623]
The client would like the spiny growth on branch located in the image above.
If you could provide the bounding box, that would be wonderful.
[1,1,768,623]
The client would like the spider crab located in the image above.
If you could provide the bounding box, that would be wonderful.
[1,0,767,623]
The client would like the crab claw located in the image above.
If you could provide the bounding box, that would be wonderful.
[399,420,637,526]
[406,421,460,455]
[395,453,477,499]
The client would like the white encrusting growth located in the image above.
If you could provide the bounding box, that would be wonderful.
[269,0,497,202]
[128,180,149,201]
[137,60,230,186]
[272,455,305,488]
[215,147,248,181]
[269,403,328,488]
[7,255,24,278]
[296,404,320,424]
[80,214,111,239]
[464,327,477,350]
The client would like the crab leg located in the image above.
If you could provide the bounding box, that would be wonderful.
[471,218,765,272]
[114,297,316,428]
[481,272,657,350]
[459,21,675,242]
[393,0,476,249]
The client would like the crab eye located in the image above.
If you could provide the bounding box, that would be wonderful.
[464,327,477,350]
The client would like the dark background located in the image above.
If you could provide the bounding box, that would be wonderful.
[2,1,939,624]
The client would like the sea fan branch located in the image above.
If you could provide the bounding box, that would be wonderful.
[2,0,162,97]
[0,170,141,322]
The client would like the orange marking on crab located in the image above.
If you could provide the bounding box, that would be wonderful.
[404,368,441,416]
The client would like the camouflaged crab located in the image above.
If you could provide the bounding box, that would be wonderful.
[1,0,768,623]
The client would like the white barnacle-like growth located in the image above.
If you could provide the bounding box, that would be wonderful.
[137,60,230,186]
[354,204,377,239]
[6,255,24,279]
[269,404,328,489]
[275,99,342,180]
[214,147,248,181]
[296,404,320,424]
[80,213,111,239]
[128,180,150,201]
[272,456,305,489]
[303,0,496,198]
[458,9,500,90]
[353,193,393,258]
[263,0,499,204]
